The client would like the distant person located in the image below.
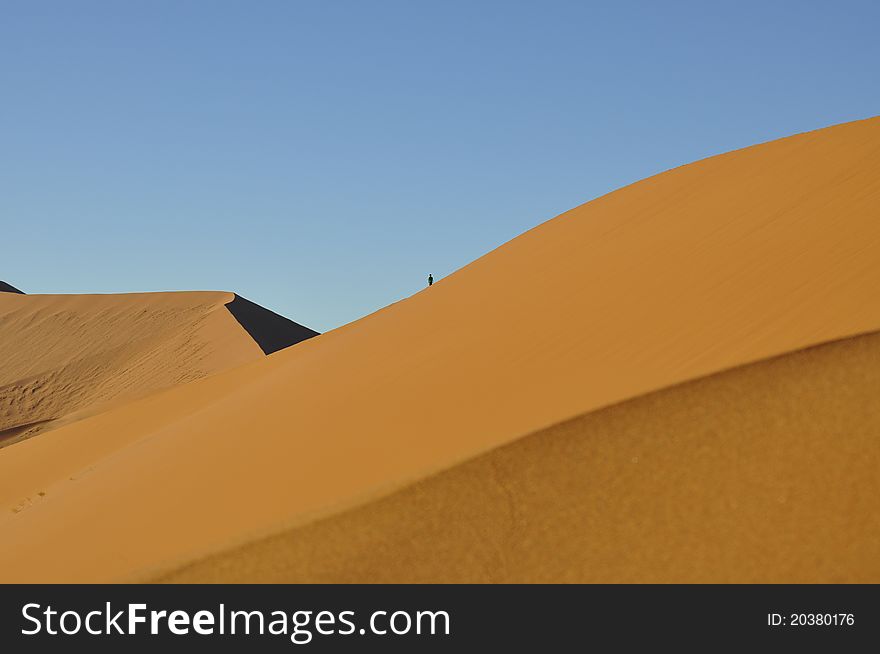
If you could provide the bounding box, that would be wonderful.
[427,274,434,287]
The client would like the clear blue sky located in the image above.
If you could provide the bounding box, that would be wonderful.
[2,1,878,331]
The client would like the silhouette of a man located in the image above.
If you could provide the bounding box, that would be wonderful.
[428,274,434,287]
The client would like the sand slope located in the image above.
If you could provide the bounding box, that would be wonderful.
[162,331,880,583]
[1,116,879,582]
[0,291,316,448]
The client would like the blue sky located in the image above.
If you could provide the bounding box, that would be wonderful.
[2,1,878,331]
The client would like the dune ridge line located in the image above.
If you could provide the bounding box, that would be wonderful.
[1,116,880,582]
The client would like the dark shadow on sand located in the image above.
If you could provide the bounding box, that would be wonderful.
[225,295,319,355]
[0,281,24,294]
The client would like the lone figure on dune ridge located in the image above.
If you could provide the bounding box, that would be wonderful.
[427,274,433,287]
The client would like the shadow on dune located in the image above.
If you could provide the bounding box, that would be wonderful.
[225,295,319,355]
[0,420,54,449]
[0,281,23,294]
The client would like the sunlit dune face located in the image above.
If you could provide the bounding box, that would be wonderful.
[1,116,879,583]
[0,292,261,448]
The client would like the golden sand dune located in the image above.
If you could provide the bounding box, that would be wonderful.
[1,116,879,582]
[0,291,261,447]
[163,331,880,583]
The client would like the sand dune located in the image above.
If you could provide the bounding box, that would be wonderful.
[0,291,316,447]
[1,116,879,582]
[161,331,880,583]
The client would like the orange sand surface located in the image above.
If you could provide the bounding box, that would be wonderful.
[163,331,880,583]
[0,291,262,447]
[1,116,879,582]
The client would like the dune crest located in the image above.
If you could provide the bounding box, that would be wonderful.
[0,291,316,447]
[1,116,880,582]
